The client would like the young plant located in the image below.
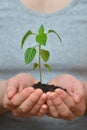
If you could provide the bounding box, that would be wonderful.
[21,24,62,83]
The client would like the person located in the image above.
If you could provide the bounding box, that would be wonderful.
[0,0,87,130]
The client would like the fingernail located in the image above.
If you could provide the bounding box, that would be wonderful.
[42,104,48,109]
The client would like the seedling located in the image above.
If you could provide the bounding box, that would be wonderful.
[21,24,62,83]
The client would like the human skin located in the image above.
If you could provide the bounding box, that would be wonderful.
[46,74,86,120]
[20,0,71,13]
[1,73,48,117]
[0,73,87,120]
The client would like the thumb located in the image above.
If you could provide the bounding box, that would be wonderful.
[73,84,84,103]
[73,93,82,103]
[6,79,19,100]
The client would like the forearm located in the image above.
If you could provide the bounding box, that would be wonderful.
[0,80,7,114]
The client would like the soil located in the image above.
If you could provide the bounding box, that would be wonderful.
[33,82,67,93]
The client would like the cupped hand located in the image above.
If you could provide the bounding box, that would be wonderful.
[46,74,86,120]
[11,88,47,117]
[3,73,48,117]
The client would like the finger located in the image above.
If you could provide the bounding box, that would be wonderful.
[73,81,84,103]
[56,89,86,116]
[46,92,58,118]
[29,93,47,115]
[6,79,19,99]
[3,94,13,109]
[10,87,34,106]
[73,91,84,104]
[12,109,21,117]
[19,89,43,112]
[12,109,28,117]
[55,89,76,112]
[50,92,74,120]
[12,105,47,117]
[38,104,48,116]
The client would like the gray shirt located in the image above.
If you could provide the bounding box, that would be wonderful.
[0,0,87,130]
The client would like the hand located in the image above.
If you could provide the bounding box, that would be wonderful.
[11,88,48,117]
[3,73,48,117]
[46,74,86,120]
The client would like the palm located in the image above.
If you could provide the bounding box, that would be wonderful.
[48,74,83,96]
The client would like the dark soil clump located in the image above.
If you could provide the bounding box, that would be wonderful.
[33,82,67,93]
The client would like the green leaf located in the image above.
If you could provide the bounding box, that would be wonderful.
[21,30,35,48]
[39,24,44,34]
[33,63,39,70]
[47,30,62,43]
[24,48,36,64]
[44,64,52,71]
[40,49,50,62]
[36,33,47,46]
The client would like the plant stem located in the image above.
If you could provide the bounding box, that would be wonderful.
[33,44,39,48]
[39,45,42,83]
